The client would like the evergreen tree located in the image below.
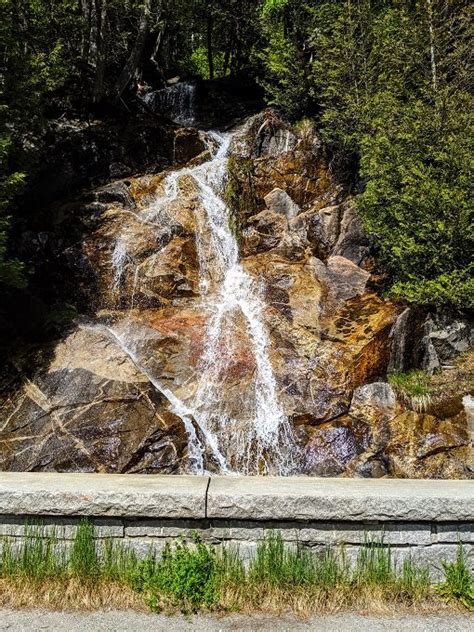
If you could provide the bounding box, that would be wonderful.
[259,0,473,308]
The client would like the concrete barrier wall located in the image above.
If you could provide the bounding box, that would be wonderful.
[0,473,472,575]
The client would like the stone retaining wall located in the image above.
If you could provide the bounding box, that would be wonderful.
[0,474,472,577]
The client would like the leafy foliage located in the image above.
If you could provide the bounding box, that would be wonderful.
[256,0,312,118]
[0,0,471,313]
[145,535,220,611]
[0,137,25,287]
[258,0,473,308]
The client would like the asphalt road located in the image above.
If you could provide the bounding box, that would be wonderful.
[0,610,472,631]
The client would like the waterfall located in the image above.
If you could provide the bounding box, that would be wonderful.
[143,82,196,126]
[111,238,130,294]
[109,131,296,475]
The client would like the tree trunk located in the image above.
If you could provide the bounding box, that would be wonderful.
[150,21,165,69]
[426,0,438,93]
[116,0,153,98]
[149,22,167,85]
[79,0,92,63]
[207,14,214,80]
[92,0,108,103]
[222,36,234,77]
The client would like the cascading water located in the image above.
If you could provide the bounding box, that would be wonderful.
[109,131,296,475]
[143,82,196,126]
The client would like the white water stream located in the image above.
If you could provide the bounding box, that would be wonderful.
[108,132,295,475]
[143,82,196,126]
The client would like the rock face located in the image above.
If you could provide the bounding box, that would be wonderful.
[1,110,471,478]
[23,115,177,208]
[0,328,189,473]
[388,307,474,374]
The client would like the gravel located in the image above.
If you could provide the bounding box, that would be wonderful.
[0,610,472,631]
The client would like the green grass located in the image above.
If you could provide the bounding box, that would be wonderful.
[388,370,432,398]
[145,536,220,611]
[436,544,474,609]
[388,370,433,411]
[0,522,66,581]
[0,522,471,614]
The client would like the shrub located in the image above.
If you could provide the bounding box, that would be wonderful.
[145,535,220,611]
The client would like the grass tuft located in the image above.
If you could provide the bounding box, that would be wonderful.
[70,518,99,579]
[388,370,433,411]
[354,536,393,586]
[436,544,474,609]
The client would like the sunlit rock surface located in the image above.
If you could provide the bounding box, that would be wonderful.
[1,111,471,477]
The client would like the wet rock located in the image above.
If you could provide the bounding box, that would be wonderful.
[302,417,371,476]
[463,394,474,443]
[425,394,465,420]
[312,256,370,306]
[242,209,288,255]
[344,382,397,473]
[388,307,415,373]
[3,109,471,478]
[352,457,389,478]
[264,188,300,220]
[306,204,343,259]
[234,111,298,159]
[23,115,177,208]
[134,236,199,304]
[109,162,132,179]
[242,250,398,428]
[389,308,474,376]
[95,181,136,209]
[332,204,370,265]
[233,111,334,209]
[174,128,207,164]
[421,312,474,372]
[386,410,471,478]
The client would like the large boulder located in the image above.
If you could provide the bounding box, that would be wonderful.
[264,188,300,220]
[350,382,397,424]
[386,410,470,478]
[389,307,473,374]
[420,312,474,373]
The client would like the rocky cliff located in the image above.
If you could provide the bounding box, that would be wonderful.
[1,111,472,478]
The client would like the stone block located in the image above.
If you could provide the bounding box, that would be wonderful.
[257,522,431,546]
[207,525,231,540]
[207,476,474,522]
[123,538,167,558]
[230,525,265,541]
[0,515,123,539]
[230,541,258,562]
[0,473,209,519]
[124,520,164,537]
[434,523,473,544]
